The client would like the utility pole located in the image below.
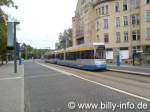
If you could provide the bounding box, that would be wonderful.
[25,47,28,60]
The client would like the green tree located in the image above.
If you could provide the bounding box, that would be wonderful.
[0,0,16,64]
[0,0,17,8]
[20,43,49,59]
[64,28,72,47]
[55,28,73,50]
[20,43,34,59]
[0,17,7,64]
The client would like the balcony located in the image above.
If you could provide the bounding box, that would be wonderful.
[92,0,113,7]
[76,30,84,38]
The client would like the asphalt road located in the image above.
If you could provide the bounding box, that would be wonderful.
[24,62,150,112]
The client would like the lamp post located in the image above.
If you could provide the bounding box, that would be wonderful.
[14,21,20,73]
[64,36,67,60]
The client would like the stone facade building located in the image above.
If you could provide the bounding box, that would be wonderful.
[72,0,150,64]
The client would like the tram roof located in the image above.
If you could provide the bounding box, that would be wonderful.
[66,42,105,52]
[53,43,105,53]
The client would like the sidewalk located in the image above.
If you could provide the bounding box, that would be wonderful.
[107,64,150,76]
[0,62,24,112]
[0,61,23,77]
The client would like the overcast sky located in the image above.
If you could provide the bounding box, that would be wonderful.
[3,0,78,49]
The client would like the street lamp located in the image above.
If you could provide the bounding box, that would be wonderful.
[14,21,20,73]
[64,36,68,60]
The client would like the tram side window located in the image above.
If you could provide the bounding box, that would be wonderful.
[56,54,58,59]
[48,55,50,59]
[48,55,52,59]
[76,52,80,59]
[51,54,55,59]
[66,52,68,60]
[61,53,64,60]
[66,52,76,60]
[58,54,60,59]
[58,53,64,60]
[66,53,69,60]
[80,50,94,59]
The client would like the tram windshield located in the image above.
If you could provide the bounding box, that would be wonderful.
[95,45,106,59]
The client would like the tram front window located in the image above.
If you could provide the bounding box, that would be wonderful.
[95,46,106,59]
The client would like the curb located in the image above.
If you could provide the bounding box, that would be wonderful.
[107,68,150,77]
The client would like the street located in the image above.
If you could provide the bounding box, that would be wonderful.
[24,61,150,112]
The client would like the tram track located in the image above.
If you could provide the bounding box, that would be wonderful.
[39,62,150,100]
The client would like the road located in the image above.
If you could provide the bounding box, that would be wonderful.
[24,61,150,112]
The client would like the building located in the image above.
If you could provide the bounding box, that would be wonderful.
[72,0,150,65]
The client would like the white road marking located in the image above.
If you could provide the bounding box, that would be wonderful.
[0,77,23,81]
[38,63,72,76]
[26,75,59,78]
[38,63,150,102]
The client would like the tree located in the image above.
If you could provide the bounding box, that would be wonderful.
[55,42,61,50]
[20,43,49,59]
[55,28,73,50]
[64,28,72,47]
[0,0,17,8]
[20,43,34,59]
[0,16,7,64]
[0,0,16,64]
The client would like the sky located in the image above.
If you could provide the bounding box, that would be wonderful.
[2,0,78,49]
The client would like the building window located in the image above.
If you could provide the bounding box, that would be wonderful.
[123,0,128,11]
[132,46,141,52]
[104,19,108,29]
[100,5,109,15]
[96,8,99,15]
[124,31,128,42]
[132,30,140,41]
[145,10,150,22]
[96,21,100,31]
[115,2,119,12]
[132,15,140,25]
[96,9,98,15]
[146,0,150,4]
[98,8,101,15]
[101,7,105,15]
[123,16,128,26]
[116,17,120,27]
[131,0,140,9]
[146,28,150,39]
[132,31,136,40]
[104,33,109,43]
[116,32,121,43]
[106,5,109,14]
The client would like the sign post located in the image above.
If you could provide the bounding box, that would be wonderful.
[14,22,20,73]
[7,22,20,73]
[116,48,120,66]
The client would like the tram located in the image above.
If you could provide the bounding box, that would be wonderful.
[44,43,107,70]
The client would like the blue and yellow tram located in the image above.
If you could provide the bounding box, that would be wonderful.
[44,43,107,70]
